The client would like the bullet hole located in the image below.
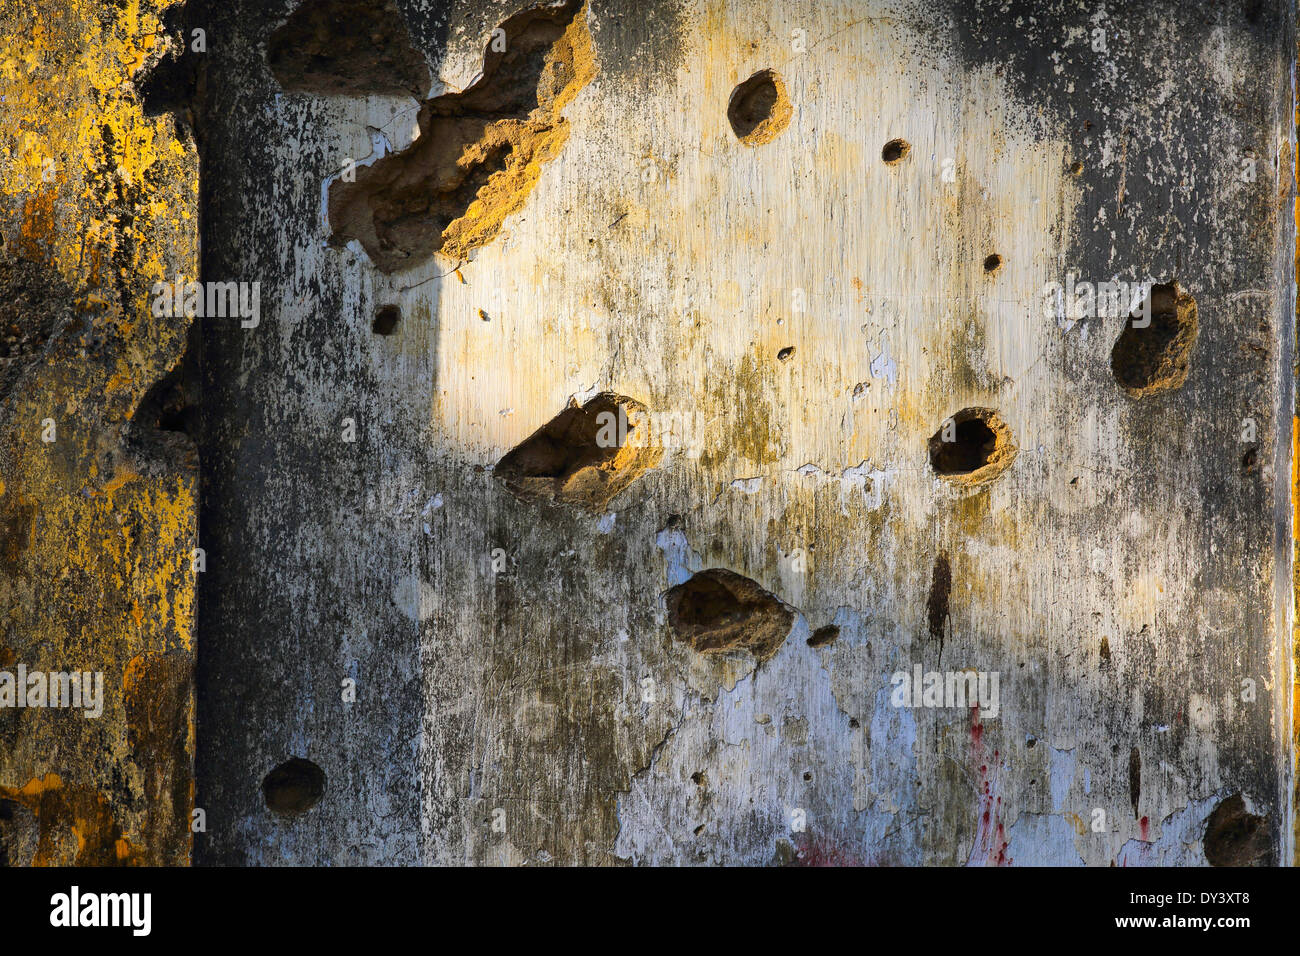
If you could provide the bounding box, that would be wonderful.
[881,138,910,164]
[262,757,326,816]
[372,304,401,335]
[1110,282,1198,398]
[983,253,1002,274]
[928,408,1016,484]
[1203,794,1270,866]
[1099,636,1111,663]
[777,346,795,362]
[728,69,792,146]
[694,823,706,836]
[494,392,661,511]
[133,360,197,435]
[1070,160,1084,176]
[1241,446,1258,474]
[329,0,596,272]
[803,771,813,782]
[1026,736,1037,748]
[665,568,796,662]
[478,309,491,322]
[691,771,706,786]
[926,553,951,651]
[267,0,431,97]
[848,717,860,729]
[807,625,839,648]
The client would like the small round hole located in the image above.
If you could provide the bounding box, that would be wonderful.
[1070,160,1084,176]
[262,757,326,815]
[881,138,910,164]
[372,305,400,335]
[983,254,1002,274]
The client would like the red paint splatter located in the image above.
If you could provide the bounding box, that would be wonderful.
[1139,816,1150,842]
[968,713,1011,866]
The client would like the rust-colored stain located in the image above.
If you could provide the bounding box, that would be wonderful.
[124,651,195,861]
[17,186,58,261]
[0,774,141,866]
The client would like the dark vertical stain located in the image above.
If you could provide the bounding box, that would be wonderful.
[926,552,951,658]
[1128,746,1141,818]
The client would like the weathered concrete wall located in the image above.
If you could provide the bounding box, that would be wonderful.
[0,0,198,865]
[186,0,1295,866]
[3,0,1293,868]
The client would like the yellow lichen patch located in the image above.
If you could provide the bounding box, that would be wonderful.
[0,0,192,308]
[0,0,197,868]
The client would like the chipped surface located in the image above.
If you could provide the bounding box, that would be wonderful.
[179,0,1296,866]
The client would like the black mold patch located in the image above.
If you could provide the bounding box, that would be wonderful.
[926,553,951,653]
[588,0,686,86]
[1128,746,1140,818]
[0,257,73,398]
[267,0,431,97]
